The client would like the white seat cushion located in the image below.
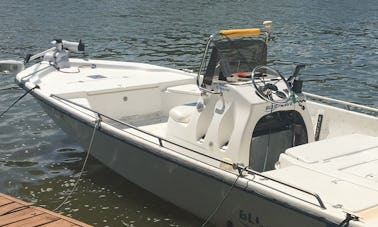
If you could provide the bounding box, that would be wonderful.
[169,105,195,123]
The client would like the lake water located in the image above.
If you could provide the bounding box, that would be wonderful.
[0,0,377,226]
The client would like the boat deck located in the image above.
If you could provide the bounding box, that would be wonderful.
[267,134,378,217]
[30,60,196,97]
[115,112,169,140]
[0,193,91,227]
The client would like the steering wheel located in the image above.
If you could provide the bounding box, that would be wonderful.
[251,66,291,104]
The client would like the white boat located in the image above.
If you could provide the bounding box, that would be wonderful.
[1,21,378,227]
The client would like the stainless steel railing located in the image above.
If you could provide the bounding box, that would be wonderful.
[304,92,378,115]
[50,94,327,209]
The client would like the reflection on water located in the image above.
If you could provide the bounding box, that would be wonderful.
[0,0,377,226]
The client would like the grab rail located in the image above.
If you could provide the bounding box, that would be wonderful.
[304,92,378,114]
[50,94,326,210]
[237,165,326,209]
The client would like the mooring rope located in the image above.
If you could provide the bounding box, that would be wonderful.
[200,173,241,227]
[53,116,101,212]
[0,85,39,119]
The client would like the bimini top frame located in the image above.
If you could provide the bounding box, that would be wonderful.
[197,21,273,94]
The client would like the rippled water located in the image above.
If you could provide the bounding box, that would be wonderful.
[0,0,377,226]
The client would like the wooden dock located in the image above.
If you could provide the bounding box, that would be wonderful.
[0,193,92,227]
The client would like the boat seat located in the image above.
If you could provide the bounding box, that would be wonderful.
[169,105,196,123]
[166,96,216,145]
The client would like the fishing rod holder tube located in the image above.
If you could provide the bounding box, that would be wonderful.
[288,64,306,94]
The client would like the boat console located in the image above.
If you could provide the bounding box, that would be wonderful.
[166,23,312,172]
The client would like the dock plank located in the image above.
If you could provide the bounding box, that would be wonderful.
[0,193,91,227]
[41,218,81,227]
[0,207,44,226]
[0,197,13,206]
[4,213,59,227]
[0,203,25,216]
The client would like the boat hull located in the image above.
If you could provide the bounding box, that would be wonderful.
[31,91,347,227]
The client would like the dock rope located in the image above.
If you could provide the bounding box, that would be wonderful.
[54,116,101,211]
[200,166,245,227]
[0,85,39,119]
